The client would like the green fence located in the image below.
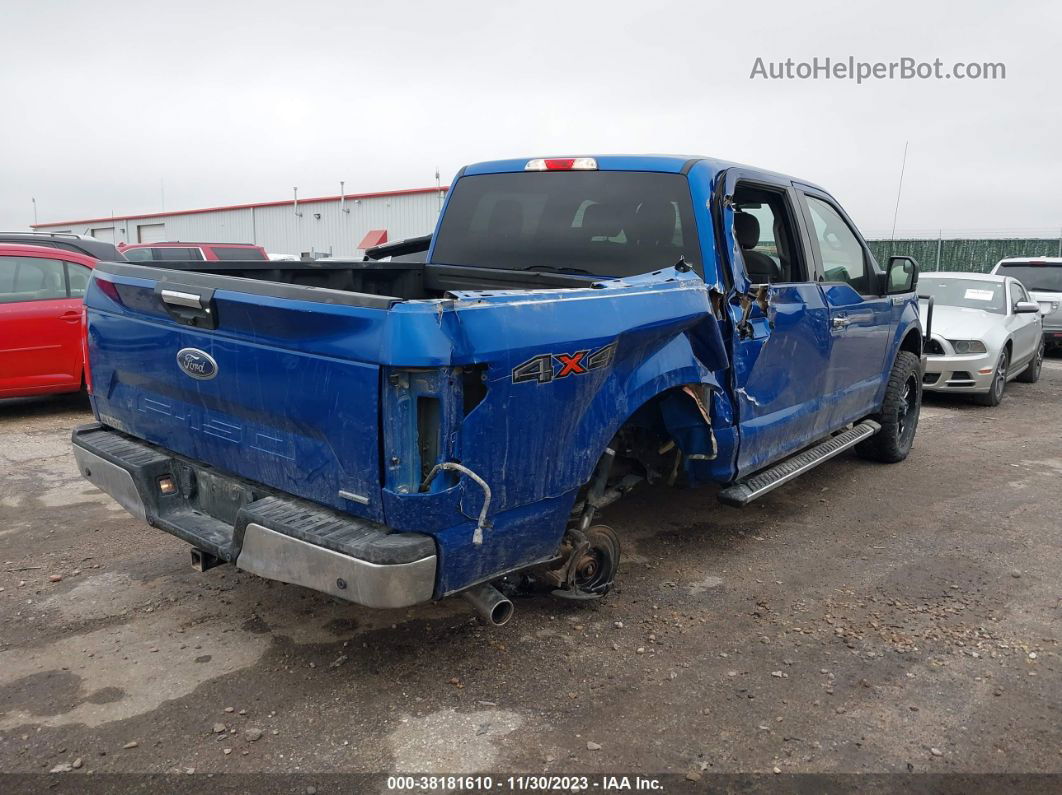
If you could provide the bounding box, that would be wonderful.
[867,238,1062,274]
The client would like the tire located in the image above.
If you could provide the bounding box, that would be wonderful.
[974,348,1009,406]
[1015,339,1044,384]
[856,350,922,463]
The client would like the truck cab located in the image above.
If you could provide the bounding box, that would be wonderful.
[73,155,923,624]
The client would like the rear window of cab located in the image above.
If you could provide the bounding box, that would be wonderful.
[432,171,699,278]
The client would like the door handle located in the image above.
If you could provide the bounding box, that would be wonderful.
[831,315,850,329]
[60,310,82,323]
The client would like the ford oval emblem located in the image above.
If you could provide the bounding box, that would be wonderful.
[176,348,218,380]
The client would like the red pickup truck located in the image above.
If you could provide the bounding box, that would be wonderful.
[0,244,96,399]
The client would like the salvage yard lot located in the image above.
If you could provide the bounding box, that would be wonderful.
[1,361,1060,778]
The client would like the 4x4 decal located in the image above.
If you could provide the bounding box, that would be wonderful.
[512,343,617,384]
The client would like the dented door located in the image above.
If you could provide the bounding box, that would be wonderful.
[716,169,834,477]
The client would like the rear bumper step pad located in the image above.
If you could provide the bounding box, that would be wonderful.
[718,420,881,507]
[71,424,436,608]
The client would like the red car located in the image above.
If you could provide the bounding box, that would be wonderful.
[118,241,268,262]
[0,244,95,398]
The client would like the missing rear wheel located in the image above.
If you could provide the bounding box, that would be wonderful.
[552,524,621,601]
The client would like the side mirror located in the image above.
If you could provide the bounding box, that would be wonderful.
[885,255,919,295]
[1014,301,1040,314]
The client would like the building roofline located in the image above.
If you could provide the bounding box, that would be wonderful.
[32,185,449,229]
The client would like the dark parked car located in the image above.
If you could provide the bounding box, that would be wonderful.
[0,232,125,262]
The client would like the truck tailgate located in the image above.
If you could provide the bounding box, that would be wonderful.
[85,264,390,521]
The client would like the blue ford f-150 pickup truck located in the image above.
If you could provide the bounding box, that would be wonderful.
[73,155,924,624]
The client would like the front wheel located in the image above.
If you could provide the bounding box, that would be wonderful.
[856,351,922,463]
[974,348,1009,406]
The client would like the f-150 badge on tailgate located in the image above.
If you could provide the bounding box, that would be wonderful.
[176,348,218,380]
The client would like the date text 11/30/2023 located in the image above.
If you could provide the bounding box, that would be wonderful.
[385,775,664,791]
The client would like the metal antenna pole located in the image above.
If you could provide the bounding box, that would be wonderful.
[31,197,37,226]
[890,141,909,241]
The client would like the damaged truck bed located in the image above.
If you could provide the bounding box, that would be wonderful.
[74,155,925,624]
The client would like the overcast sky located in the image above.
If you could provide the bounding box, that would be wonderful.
[2,0,1059,237]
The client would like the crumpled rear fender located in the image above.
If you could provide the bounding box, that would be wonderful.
[564,332,721,488]
[437,268,729,517]
[380,268,734,595]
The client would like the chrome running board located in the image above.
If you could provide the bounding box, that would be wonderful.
[718,420,881,507]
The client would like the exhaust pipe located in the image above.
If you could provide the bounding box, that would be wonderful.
[461,583,514,626]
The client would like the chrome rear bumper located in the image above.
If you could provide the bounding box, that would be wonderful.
[71,424,437,609]
[236,523,435,608]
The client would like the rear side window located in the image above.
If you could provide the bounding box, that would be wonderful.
[155,247,205,261]
[432,171,700,278]
[0,256,68,303]
[67,263,93,297]
[125,247,205,261]
[732,184,808,283]
[209,246,266,261]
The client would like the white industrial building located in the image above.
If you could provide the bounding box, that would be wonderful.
[32,185,448,258]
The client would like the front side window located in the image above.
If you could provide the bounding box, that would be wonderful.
[804,196,869,292]
[432,171,699,278]
[919,277,1007,314]
[0,256,68,303]
[1011,281,1029,304]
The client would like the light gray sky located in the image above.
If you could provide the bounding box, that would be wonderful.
[2,0,1059,236]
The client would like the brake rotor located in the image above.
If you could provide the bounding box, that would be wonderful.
[553,524,620,600]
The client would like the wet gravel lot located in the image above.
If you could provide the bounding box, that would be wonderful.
[1,359,1060,784]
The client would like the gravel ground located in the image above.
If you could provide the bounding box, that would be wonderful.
[0,359,1059,783]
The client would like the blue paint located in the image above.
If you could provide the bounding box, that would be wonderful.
[85,155,922,599]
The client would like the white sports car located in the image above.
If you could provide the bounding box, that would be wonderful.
[919,272,1044,406]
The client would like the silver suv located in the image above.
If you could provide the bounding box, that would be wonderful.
[992,258,1062,350]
